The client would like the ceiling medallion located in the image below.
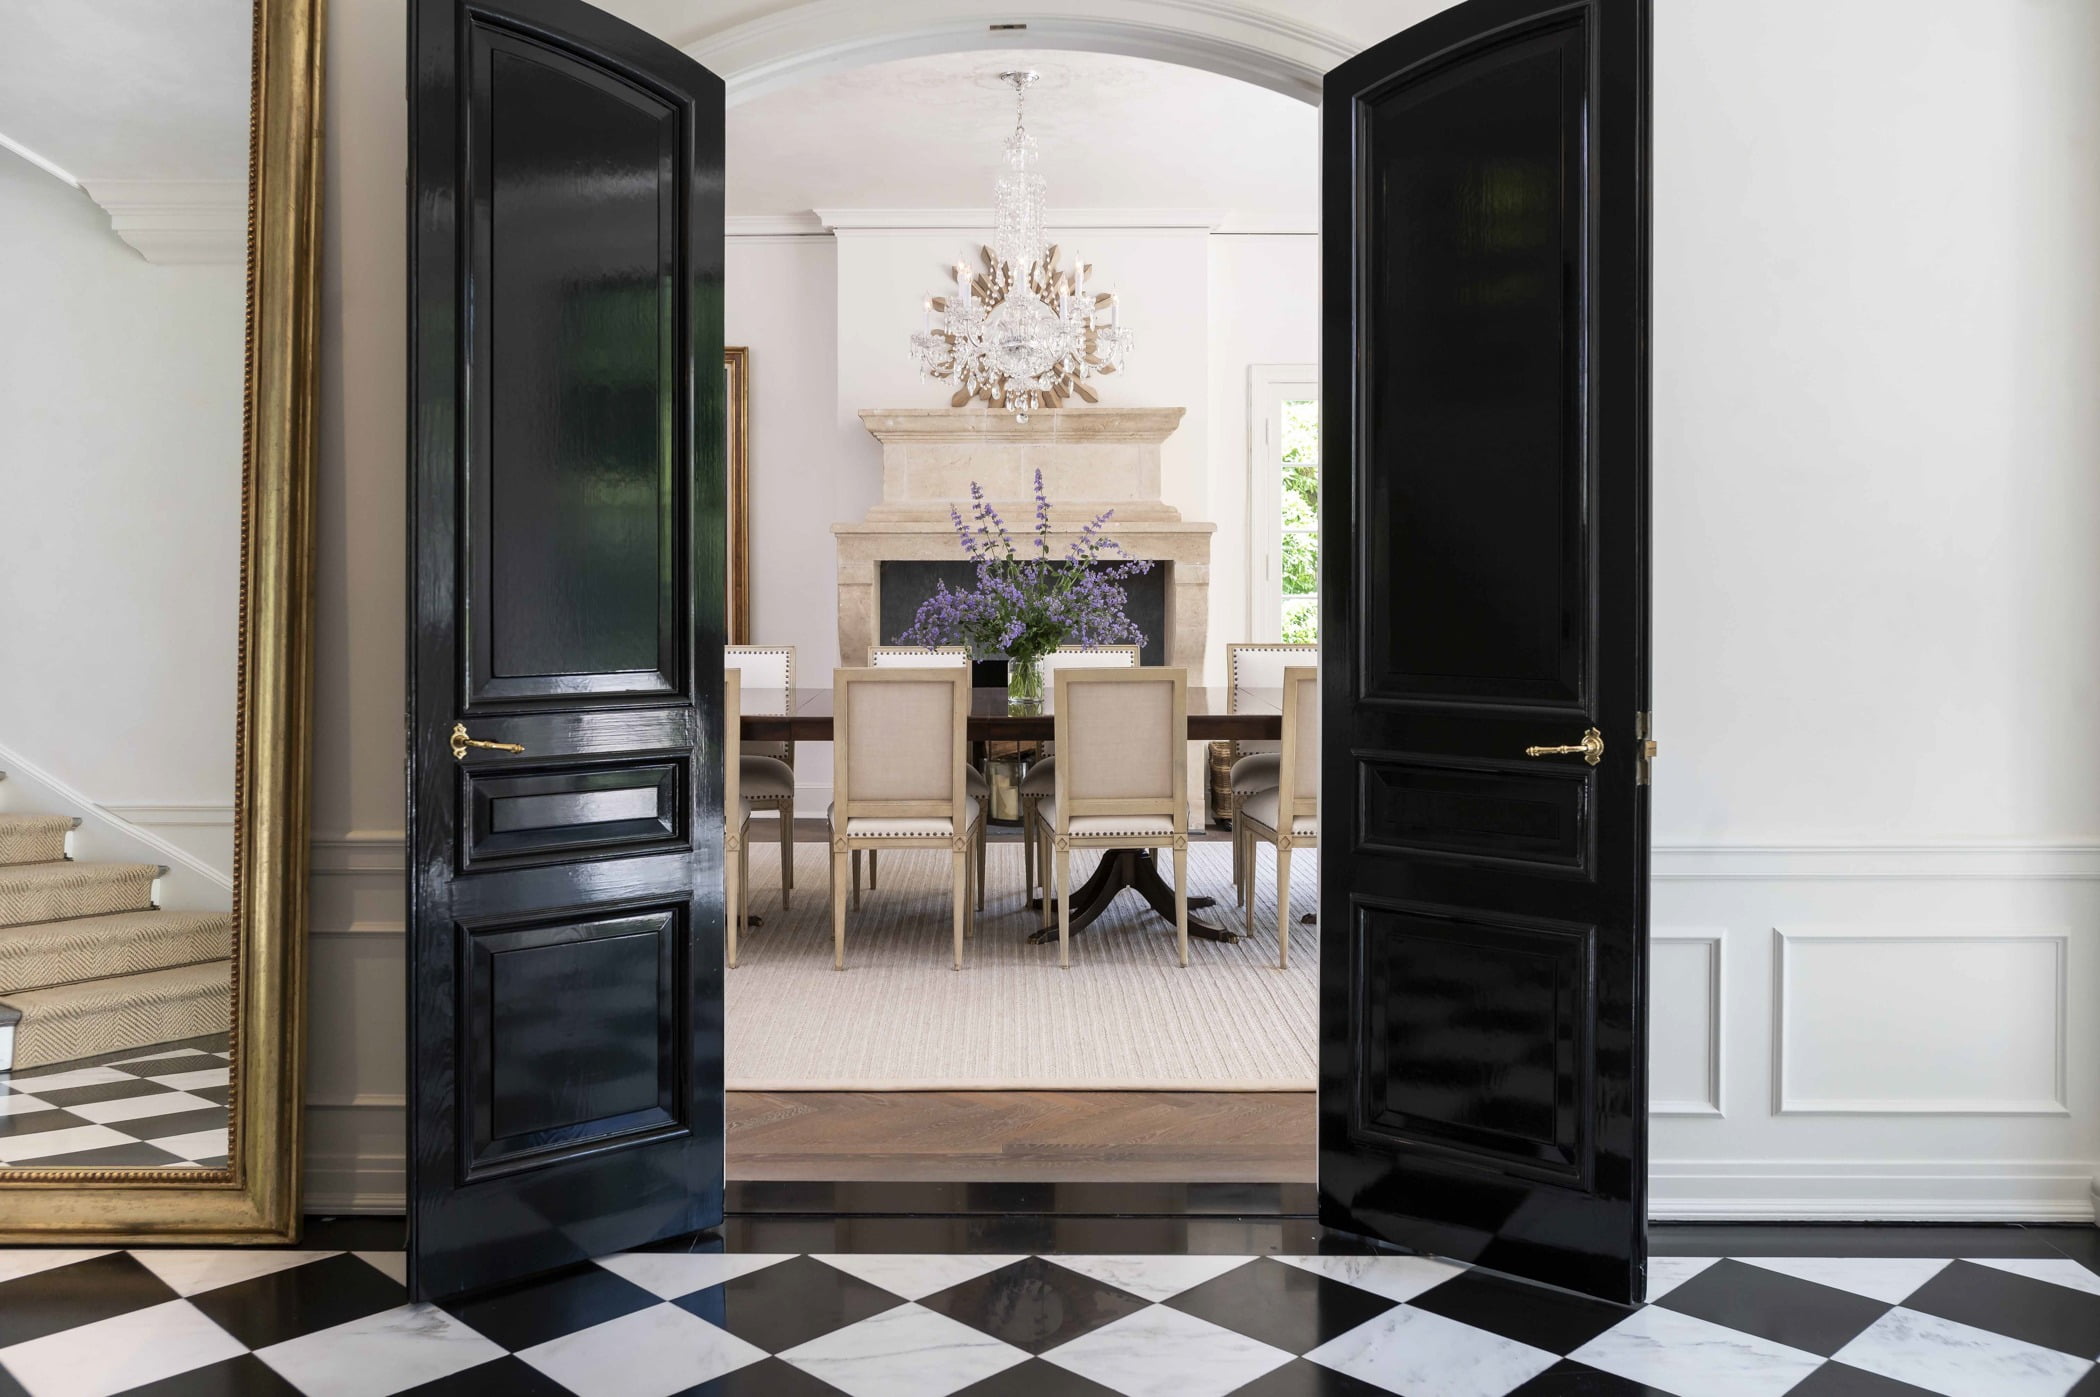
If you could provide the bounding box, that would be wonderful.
[908,70,1132,423]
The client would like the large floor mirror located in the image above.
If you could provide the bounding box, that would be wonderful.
[0,0,319,1239]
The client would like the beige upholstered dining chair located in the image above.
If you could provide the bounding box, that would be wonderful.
[725,645,796,909]
[1236,665,1317,969]
[724,668,752,968]
[829,666,982,971]
[1225,642,1315,902]
[1036,667,1189,969]
[866,645,988,907]
[1016,644,1140,900]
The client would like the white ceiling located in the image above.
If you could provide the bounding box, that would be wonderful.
[726,48,1317,227]
[0,0,251,185]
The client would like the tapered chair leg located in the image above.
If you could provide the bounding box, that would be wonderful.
[1022,797,1038,897]
[1230,798,1244,896]
[1275,843,1291,971]
[1056,843,1073,969]
[1174,840,1190,968]
[952,843,968,970]
[851,850,862,909]
[869,849,879,891]
[832,847,850,970]
[976,819,987,911]
[778,806,793,909]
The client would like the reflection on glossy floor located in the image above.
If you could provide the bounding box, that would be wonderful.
[0,1219,2095,1395]
[0,1033,230,1170]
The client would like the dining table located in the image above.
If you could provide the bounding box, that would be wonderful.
[740,686,1283,944]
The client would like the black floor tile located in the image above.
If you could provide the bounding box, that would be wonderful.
[2066,1366,2100,1397]
[191,1156,230,1169]
[190,1085,234,1107]
[1648,1224,2063,1259]
[1782,1362,1948,1396]
[0,1360,28,1397]
[1653,1259,1890,1357]
[674,1254,902,1353]
[396,1356,576,1396]
[1164,1257,1395,1355]
[112,1354,306,1396]
[300,1216,407,1250]
[28,1079,163,1108]
[187,1251,409,1349]
[125,1106,233,1140]
[0,1251,178,1348]
[675,1357,854,1395]
[1901,1259,2100,1360]
[2037,1226,2100,1274]
[1504,1359,1674,1395]
[0,1108,94,1139]
[441,1262,658,1351]
[1226,1357,1405,1396]
[21,1141,193,1169]
[919,1256,1149,1354]
[1404,1267,1629,1354]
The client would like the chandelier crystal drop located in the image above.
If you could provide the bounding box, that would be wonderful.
[908,70,1132,423]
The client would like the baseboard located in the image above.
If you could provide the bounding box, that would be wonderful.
[304,1151,406,1215]
[1649,1159,2099,1222]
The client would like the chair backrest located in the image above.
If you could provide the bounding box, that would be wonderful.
[833,666,971,826]
[868,645,969,668]
[1227,642,1315,757]
[723,667,741,819]
[1050,667,1187,832]
[1040,644,1139,677]
[1276,666,1318,821]
[725,645,794,762]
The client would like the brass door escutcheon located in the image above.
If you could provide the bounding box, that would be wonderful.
[1524,727,1604,766]
[450,722,526,761]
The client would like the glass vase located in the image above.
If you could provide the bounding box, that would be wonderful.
[1007,654,1045,714]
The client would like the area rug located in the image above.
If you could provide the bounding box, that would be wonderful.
[726,840,1317,1090]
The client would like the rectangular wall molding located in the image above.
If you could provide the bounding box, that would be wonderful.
[1650,928,1724,1116]
[1773,925,2069,1116]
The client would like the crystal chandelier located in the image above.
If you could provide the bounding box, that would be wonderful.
[908,71,1132,423]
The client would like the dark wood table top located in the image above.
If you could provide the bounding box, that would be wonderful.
[739,687,1282,743]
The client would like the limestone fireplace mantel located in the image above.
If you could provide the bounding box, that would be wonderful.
[832,407,1214,672]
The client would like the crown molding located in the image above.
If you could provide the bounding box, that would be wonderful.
[78,179,246,265]
[727,212,830,238]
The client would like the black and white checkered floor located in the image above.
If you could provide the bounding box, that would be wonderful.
[0,1223,2096,1397]
[0,1035,230,1170]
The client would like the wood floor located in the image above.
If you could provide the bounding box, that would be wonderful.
[726,1091,1316,1183]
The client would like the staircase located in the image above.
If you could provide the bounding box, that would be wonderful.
[0,778,231,1074]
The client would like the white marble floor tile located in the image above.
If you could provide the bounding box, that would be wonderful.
[590,1250,791,1299]
[1966,1257,2100,1298]
[141,1128,229,1160]
[811,1253,1026,1301]
[1832,1307,2094,1397]
[131,1249,343,1297]
[1042,1303,1293,1397]
[1275,1253,1469,1305]
[1043,1254,1255,1303]
[145,1068,230,1091]
[1733,1257,1952,1305]
[1306,1304,1559,1397]
[0,1298,245,1397]
[1644,1257,1721,1303]
[780,1302,1028,1397]
[0,1095,55,1118]
[517,1301,765,1397]
[255,1302,506,1397]
[353,1252,409,1286]
[0,1249,112,1284]
[1570,1302,1823,1397]
[0,1124,133,1164]
[68,1092,219,1126]
[0,1067,135,1094]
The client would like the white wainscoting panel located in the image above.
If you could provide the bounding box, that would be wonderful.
[1774,925,2068,1116]
[1650,929,1724,1116]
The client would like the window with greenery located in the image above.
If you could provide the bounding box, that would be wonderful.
[1278,397,1319,642]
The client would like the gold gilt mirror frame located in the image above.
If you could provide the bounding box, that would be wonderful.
[726,346,751,645]
[0,0,321,1242]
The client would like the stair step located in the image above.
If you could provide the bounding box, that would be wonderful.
[0,960,230,1074]
[0,814,78,867]
[0,862,161,929]
[0,910,232,997]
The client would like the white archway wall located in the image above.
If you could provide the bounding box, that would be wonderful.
[306,0,2100,1220]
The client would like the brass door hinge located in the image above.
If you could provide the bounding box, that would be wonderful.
[1636,712,1658,786]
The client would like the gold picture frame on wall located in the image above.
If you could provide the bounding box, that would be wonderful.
[726,346,751,644]
[0,0,320,1242]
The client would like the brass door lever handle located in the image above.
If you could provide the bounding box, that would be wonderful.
[450,722,526,761]
[1524,727,1604,766]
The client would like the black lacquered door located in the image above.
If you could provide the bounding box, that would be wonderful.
[407,0,725,1300]
[1319,0,1652,1304]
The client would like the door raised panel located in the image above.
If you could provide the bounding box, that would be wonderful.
[463,759,687,867]
[1352,899,1593,1185]
[1357,19,1589,713]
[467,27,686,705]
[462,907,685,1178]
[1356,756,1590,873]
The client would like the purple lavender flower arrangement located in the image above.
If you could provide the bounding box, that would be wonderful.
[897,470,1152,711]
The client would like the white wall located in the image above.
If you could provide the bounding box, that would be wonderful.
[305,0,2100,1222]
[0,149,243,885]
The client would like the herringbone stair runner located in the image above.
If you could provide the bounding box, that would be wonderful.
[0,773,231,1072]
